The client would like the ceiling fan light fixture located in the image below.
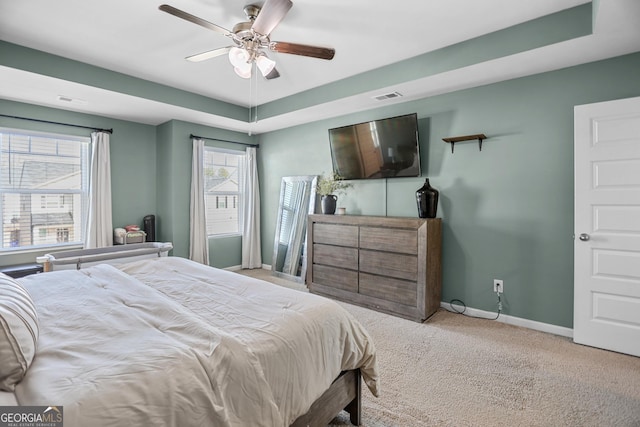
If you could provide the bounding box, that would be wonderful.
[256,54,276,77]
[234,66,252,79]
[228,47,250,68]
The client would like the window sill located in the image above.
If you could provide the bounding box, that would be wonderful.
[0,243,83,255]
[209,233,241,239]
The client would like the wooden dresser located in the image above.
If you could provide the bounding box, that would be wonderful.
[306,214,442,322]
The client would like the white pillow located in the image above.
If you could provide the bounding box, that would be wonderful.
[0,273,39,391]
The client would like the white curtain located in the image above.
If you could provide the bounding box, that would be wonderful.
[84,131,113,249]
[242,146,262,269]
[189,138,210,264]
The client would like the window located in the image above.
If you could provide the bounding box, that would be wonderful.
[0,129,90,250]
[203,147,245,236]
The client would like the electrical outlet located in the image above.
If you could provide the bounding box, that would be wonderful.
[493,279,504,293]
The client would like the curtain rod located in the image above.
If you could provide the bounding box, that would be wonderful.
[0,114,113,134]
[190,134,258,148]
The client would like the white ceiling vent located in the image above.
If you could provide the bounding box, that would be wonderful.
[372,91,403,101]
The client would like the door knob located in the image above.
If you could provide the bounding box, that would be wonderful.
[579,233,590,241]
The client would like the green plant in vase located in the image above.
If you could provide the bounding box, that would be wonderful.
[317,172,352,214]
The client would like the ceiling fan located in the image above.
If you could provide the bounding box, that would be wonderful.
[159,0,335,80]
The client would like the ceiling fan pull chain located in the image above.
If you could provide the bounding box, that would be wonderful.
[248,62,258,135]
[254,63,259,124]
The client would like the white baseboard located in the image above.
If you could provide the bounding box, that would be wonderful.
[440,302,573,338]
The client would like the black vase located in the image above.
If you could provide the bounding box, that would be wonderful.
[321,195,338,214]
[416,179,439,218]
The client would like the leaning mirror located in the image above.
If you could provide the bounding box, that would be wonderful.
[272,175,317,283]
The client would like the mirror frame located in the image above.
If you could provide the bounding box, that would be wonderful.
[271,175,318,283]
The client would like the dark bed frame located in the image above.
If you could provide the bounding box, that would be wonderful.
[291,369,361,427]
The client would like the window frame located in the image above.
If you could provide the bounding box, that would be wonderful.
[202,146,245,239]
[0,127,90,252]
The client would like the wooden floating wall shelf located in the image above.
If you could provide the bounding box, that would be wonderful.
[442,134,487,153]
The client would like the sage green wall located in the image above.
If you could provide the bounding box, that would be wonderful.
[155,121,178,253]
[155,120,255,267]
[2,51,640,328]
[0,99,157,265]
[258,52,640,328]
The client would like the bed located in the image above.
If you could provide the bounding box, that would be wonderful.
[0,244,378,426]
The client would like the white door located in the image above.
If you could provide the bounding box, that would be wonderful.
[574,96,640,357]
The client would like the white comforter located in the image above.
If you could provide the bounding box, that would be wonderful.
[16,257,378,427]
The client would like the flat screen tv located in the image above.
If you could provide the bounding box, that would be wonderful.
[328,113,421,180]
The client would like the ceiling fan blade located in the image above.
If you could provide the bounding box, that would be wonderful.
[159,4,232,37]
[264,67,280,80]
[270,42,335,60]
[186,47,232,62]
[251,0,292,36]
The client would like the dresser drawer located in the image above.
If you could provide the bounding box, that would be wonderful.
[313,223,358,247]
[360,227,418,255]
[359,272,417,306]
[359,249,417,281]
[313,244,358,270]
[313,265,358,293]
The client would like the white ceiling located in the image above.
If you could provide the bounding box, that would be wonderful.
[1,0,639,134]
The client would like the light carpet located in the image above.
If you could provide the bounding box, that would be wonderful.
[238,269,640,427]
